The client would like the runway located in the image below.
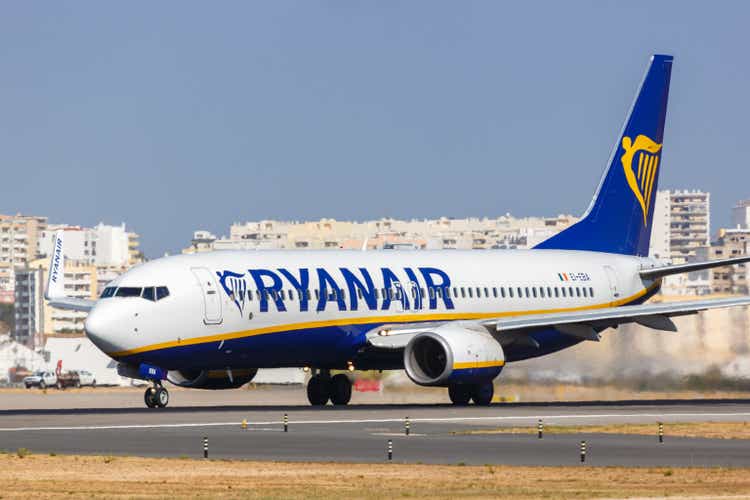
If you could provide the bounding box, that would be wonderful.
[2,389,750,466]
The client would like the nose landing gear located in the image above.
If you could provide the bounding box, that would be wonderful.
[144,382,169,408]
[306,369,352,406]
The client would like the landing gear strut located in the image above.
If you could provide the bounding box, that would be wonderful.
[144,382,169,408]
[448,382,493,406]
[306,370,352,406]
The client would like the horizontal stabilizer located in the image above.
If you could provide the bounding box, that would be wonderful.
[640,255,750,279]
[48,297,96,312]
[488,296,750,333]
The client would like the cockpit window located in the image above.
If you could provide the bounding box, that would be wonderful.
[100,287,117,298]
[156,286,170,300]
[142,287,156,301]
[116,287,143,297]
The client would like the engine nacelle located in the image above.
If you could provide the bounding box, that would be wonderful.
[404,324,504,386]
[167,368,258,389]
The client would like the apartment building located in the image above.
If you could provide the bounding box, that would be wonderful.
[669,190,710,264]
[184,214,579,254]
[0,214,47,296]
[13,257,98,344]
[709,227,750,294]
[732,200,750,229]
[38,223,141,268]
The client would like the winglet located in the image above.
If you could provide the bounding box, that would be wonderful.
[45,231,65,300]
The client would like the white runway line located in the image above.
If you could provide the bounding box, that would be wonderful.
[2,411,750,432]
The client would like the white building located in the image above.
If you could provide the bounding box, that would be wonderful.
[649,190,671,260]
[650,190,711,295]
[39,223,134,267]
[184,215,580,254]
[732,200,750,229]
[669,190,710,265]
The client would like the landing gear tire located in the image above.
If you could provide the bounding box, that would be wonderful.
[144,385,169,408]
[448,384,472,406]
[470,382,494,406]
[329,374,352,405]
[144,387,157,408]
[307,375,330,406]
[155,387,169,407]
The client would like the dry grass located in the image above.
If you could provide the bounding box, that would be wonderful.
[1,453,750,499]
[456,421,750,440]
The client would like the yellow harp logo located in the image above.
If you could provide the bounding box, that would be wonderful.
[621,134,662,226]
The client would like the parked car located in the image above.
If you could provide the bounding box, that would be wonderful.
[74,370,96,387]
[23,370,57,389]
[55,370,81,389]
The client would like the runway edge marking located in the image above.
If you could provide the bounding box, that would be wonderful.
[3,411,750,432]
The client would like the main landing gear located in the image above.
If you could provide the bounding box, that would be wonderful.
[448,382,494,406]
[144,382,169,408]
[307,370,352,406]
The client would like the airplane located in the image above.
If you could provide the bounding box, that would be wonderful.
[46,54,750,408]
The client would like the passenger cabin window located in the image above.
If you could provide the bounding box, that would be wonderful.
[589,287,594,297]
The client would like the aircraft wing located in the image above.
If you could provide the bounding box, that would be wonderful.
[640,255,750,279]
[366,296,750,348]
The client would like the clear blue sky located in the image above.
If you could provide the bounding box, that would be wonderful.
[1,2,748,258]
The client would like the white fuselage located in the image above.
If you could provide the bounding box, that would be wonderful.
[84,249,657,371]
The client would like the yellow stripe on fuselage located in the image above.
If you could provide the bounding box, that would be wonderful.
[453,360,506,370]
[110,282,659,358]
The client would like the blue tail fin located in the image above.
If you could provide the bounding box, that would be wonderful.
[535,54,673,256]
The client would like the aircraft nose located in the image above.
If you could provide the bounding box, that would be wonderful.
[85,304,124,355]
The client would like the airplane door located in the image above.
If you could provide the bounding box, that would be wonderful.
[603,265,620,299]
[191,267,223,325]
[408,281,422,312]
[393,282,405,313]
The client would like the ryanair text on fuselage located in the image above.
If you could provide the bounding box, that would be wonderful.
[216,267,455,314]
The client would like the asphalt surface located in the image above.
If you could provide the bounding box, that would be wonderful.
[2,389,750,466]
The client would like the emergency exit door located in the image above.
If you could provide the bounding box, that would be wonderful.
[191,267,223,324]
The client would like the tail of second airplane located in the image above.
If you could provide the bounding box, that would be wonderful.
[536,54,673,256]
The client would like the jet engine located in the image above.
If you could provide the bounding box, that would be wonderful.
[167,368,258,389]
[403,324,504,386]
